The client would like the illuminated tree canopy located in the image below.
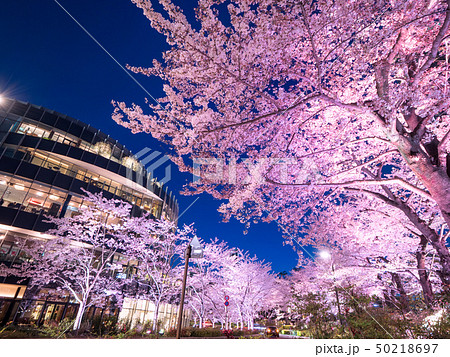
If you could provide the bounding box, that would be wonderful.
[113,0,450,292]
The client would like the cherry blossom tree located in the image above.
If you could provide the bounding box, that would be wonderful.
[113,0,450,287]
[303,199,444,308]
[225,252,276,329]
[265,274,292,322]
[185,240,278,330]
[344,166,450,289]
[8,191,136,330]
[185,238,238,328]
[125,219,192,330]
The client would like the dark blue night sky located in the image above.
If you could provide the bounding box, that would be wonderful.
[0,0,298,273]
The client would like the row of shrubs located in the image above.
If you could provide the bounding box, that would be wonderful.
[0,319,261,339]
[165,327,222,337]
[164,327,260,338]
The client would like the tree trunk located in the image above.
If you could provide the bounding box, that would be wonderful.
[383,290,393,308]
[73,301,87,331]
[408,158,450,228]
[390,273,409,312]
[153,300,160,332]
[395,133,450,229]
[429,239,450,289]
[387,135,450,289]
[416,236,434,307]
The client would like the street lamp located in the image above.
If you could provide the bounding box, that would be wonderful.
[319,250,343,326]
[176,236,203,339]
[319,250,331,260]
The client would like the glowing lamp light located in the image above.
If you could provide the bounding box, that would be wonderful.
[36,191,44,196]
[319,250,331,260]
[0,180,6,185]
[49,194,59,200]
[14,184,25,191]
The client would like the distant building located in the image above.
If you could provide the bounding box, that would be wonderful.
[0,98,184,328]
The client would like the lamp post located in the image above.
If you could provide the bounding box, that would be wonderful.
[319,250,343,326]
[176,236,203,339]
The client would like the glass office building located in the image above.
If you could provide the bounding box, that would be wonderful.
[0,98,181,327]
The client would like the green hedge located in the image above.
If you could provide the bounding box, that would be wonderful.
[166,327,223,337]
[165,327,258,338]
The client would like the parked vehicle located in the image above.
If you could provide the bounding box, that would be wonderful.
[265,326,279,338]
[280,330,301,338]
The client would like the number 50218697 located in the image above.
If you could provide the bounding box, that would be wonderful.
[375,344,438,354]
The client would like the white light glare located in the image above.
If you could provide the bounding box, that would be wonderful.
[319,250,331,260]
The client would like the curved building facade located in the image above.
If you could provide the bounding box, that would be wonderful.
[0,98,180,326]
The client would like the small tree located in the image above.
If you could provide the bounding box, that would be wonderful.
[186,238,238,328]
[126,219,192,331]
[9,191,136,330]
